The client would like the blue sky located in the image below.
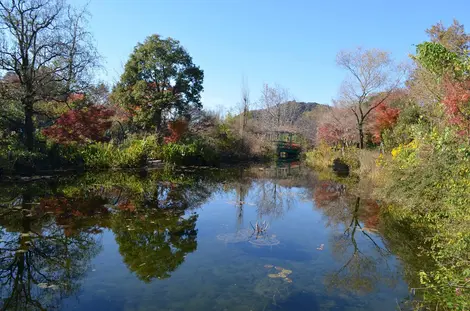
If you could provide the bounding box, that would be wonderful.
[74,0,470,112]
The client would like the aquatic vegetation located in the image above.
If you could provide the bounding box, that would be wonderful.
[250,220,269,235]
[253,277,291,303]
[265,265,293,283]
[268,273,283,278]
[248,235,280,247]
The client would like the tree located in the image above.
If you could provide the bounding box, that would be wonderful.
[408,20,469,118]
[0,0,99,152]
[164,119,188,144]
[258,83,299,132]
[336,48,404,148]
[238,77,250,137]
[442,79,470,138]
[42,105,115,144]
[426,19,470,56]
[316,106,357,147]
[367,90,406,144]
[369,102,400,144]
[112,34,204,138]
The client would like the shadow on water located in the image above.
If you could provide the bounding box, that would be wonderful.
[0,166,419,310]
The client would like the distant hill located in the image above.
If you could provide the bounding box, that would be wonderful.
[249,101,328,124]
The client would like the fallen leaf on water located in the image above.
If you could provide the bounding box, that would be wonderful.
[268,273,283,278]
[264,264,273,269]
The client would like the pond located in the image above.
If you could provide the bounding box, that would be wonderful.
[0,165,413,310]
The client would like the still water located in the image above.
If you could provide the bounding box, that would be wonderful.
[0,165,412,310]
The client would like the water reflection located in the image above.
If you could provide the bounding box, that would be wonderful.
[113,209,198,282]
[0,167,412,311]
[0,187,101,311]
[0,170,221,310]
[313,180,399,295]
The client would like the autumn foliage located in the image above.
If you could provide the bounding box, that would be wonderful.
[43,105,115,144]
[39,196,110,236]
[443,79,470,136]
[369,103,400,143]
[164,119,188,144]
[317,108,357,146]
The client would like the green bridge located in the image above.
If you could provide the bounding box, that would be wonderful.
[269,131,302,159]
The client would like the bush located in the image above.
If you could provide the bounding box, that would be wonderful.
[79,136,159,169]
[162,139,217,165]
[378,126,470,309]
[306,143,362,171]
[80,143,114,169]
[305,142,340,169]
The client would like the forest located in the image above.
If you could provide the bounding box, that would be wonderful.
[1,0,470,309]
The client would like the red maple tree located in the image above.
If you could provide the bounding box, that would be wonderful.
[164,119,188,144]
[43,105,115,144]
[369,103,400,143]
[443,79,470,136]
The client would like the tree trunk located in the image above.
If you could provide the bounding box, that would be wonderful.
[23,99,34,152]
[358,123,364,149]
[155,108,163,144]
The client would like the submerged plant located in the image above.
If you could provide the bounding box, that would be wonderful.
[250,220,269,236]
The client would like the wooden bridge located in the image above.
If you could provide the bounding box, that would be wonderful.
[268,131,302,159]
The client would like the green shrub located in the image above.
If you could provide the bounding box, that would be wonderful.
[80,143,114,169]
[305,143,340,169]
[379,126,470,309]
[162,139,217,165]
[79,136,160,169]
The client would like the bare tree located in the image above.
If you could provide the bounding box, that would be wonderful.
[238,76,250,137]
[258,83,299,133]
[317,106,358,148]
[335,48,405,148]
[0,0,99,152]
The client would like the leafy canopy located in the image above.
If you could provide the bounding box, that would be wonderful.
[112,34,204,132]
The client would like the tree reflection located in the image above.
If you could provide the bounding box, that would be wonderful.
[253,164,317,219]
[0,169,250,309]
[112,209,198,282]
[108,177,214,282]
[0,188,103,311]
[313,181,398,294]
[255,180,293,218]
